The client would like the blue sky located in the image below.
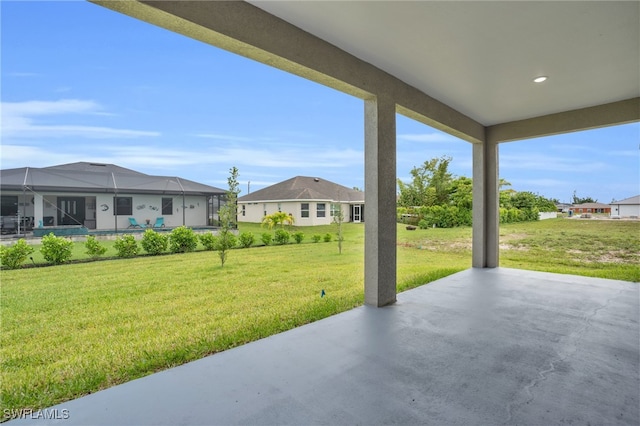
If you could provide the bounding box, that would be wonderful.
[2,1,638,204]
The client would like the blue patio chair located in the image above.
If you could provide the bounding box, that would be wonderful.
[128,217,142,228]
[153,217,165,228]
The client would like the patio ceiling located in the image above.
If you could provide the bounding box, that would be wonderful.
[93,0,639,144]
[249,1,639,128]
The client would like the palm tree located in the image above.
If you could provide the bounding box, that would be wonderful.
[261,211,295,229]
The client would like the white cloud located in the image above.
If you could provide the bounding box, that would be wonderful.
[1,99,160,139]
[194,134,255,142]
[0,142,363,174]
[4,99,99,116]
[198,146,363,169]
[606,149,639,157]
[500,153,608,173]
[6,72,39,77]
[398,132,459,143]
[0,144,108,169]
[508,178,567,188]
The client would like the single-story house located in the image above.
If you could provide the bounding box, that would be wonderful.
[610,195,640,218]
[0,162,226,232]
[571,202,611,215]
[238,176,364,226]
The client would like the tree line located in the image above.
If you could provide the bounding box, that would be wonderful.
[397,156,558,228]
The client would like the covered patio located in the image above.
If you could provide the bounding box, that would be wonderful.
[9,269,639,425]
[8,1,638,424]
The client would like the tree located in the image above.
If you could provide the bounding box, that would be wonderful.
[572,190,597,204]
[332,203,345,254]
[397,156,453,207]
[450,176,473,209]
[216,167,240,267]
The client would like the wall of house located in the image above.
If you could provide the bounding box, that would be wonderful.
[239,202,265,223]
[239,201,358,226]
[573,207,611,214]
[612,204,640,217]
[97,193,208,230]
[0,192,210,231]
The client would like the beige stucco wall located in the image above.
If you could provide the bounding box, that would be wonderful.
[239,201,357,226]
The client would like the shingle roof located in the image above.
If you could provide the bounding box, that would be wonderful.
[610,195,640,205]
[238,176,364,203]
[0,162,225,195]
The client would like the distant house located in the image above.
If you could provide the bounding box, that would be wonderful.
[238,176,364,226]
[0,162,226,232]
[571,202,611,215]
[610,195,640,218]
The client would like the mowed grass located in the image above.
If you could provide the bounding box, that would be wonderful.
[499,218,640,281]
[1,219,638,416]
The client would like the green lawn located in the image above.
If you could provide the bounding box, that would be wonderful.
[1,218,638,418]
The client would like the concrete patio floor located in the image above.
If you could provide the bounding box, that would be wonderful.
[10,268,639,425]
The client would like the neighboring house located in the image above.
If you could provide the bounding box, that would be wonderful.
[610,195,640,218]
[238,176,364,226]
[571,202,611,215]
[0,162,226,232]
[555,203,572,213]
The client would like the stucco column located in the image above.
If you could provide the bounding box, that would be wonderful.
[472,140,499,267]
[33,193,44,228]
[364,96,397,307]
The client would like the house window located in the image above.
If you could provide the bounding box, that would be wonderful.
[162,198,173,215]
[301,203,309,218]
[242,205,246,216]
[278,203,282,212]
[114,197,132,215]
[330,203,340,217]
[1,196,18,216]
[317,203,326,218]
[264,203,267,217]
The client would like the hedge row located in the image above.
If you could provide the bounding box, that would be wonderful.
[0,227,336,270]
[398,205,540,228]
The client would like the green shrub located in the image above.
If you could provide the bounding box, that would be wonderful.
[169,226,198,253]
[312,234,322,243]
[261,232,272,246]
[0,239,34,269]
[141,229,168,255]
[293,231,305,244]
[114,234,139,258]
[238,231,255,248]
[418,219,430,229]
[40,233,74,265]
[199,232,218,251]
[84,235,107,258]
[216,231,237,252]
[274,229,290,245]
[323,233,332,242]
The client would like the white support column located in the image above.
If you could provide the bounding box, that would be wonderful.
[472,140,499,268]
[33,193,44,228]
[364,96,397,307]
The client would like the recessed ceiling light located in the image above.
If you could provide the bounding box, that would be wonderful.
[533,76,548,83]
